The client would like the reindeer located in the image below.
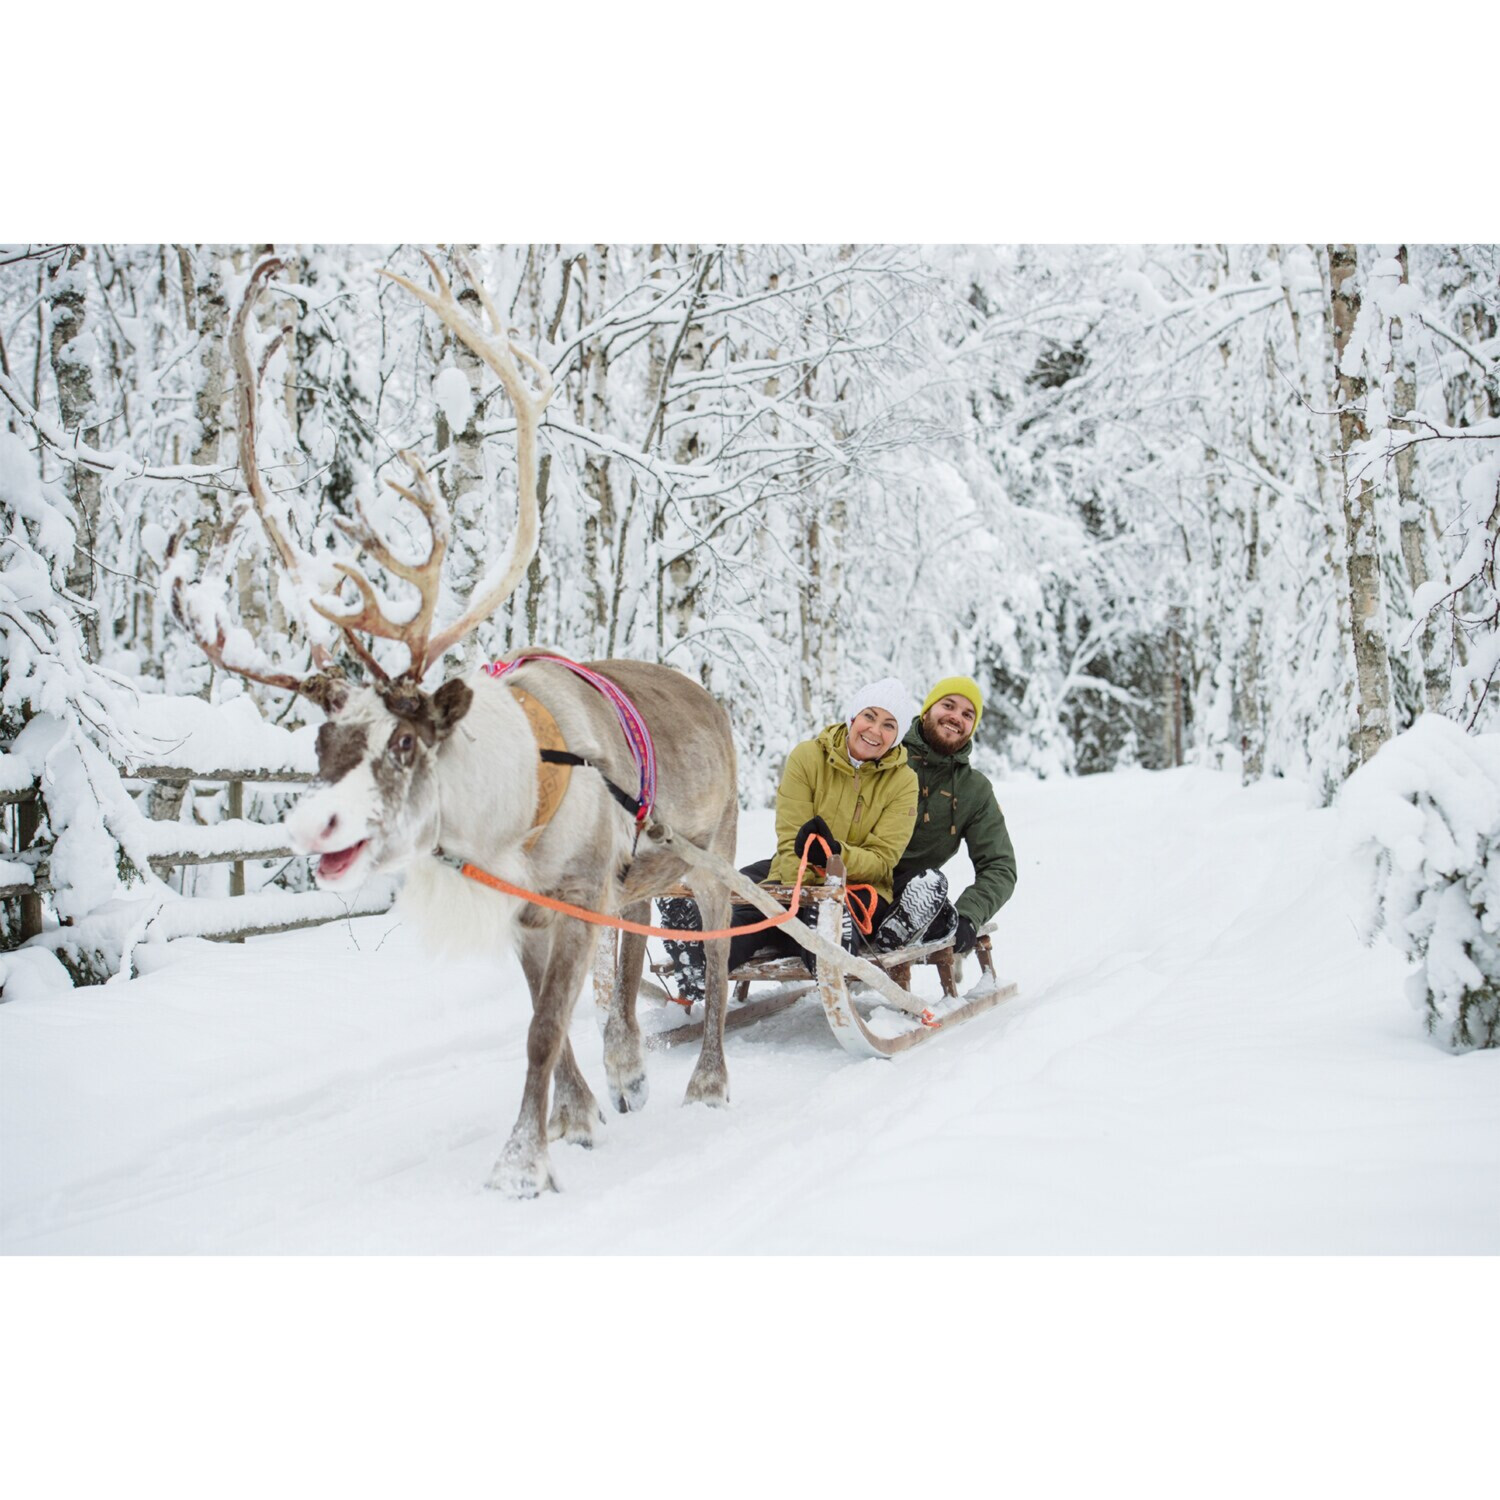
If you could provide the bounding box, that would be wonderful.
[173,252,740,1197]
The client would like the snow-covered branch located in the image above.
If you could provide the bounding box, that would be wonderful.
[0,370,239,488]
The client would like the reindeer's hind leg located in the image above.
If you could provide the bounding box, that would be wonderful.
[683,879,731,1105]
[603,900,651,1114]
[549,1038,605,1148]
[685,802,738,1106]
[490,919,594,1197]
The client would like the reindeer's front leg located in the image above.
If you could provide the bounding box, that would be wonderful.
[549,1037,605,1148]
[490,920,592,1197]
[492,1025,563,1197]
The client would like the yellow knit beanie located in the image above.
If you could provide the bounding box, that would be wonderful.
[921,675,983,731]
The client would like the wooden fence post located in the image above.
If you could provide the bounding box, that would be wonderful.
[228,779,246,898]
[14,789,44,942]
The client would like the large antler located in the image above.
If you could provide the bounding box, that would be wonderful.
[167,573,348,714]
[172,254,347,709]
[308,451,447,682]
[231,263,297,585]
[378,249,554,677]
[177,248,553,700]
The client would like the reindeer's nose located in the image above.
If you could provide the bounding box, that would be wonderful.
[322,814,340,843]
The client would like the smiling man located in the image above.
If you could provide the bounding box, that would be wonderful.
[875,675,1018,956]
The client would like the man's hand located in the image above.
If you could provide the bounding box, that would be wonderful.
[953,915,977,954]
[794,816,840,859]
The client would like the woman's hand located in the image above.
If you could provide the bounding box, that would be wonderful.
[794,815,841,859]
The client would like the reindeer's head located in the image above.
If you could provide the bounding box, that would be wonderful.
[171,248,551,892]
[286,678,474,889]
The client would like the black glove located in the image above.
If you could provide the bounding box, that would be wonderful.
[794,816,840,859]
[953,915,978,955]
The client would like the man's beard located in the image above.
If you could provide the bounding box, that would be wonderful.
[921,714,971,756]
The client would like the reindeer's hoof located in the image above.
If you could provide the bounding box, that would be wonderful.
[548,1101,606,1148]
[683,1069,729,1108]
[487,1144,559,1198]
[608,1069,650,1115]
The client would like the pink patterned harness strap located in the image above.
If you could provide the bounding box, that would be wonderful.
[484,654,657,827]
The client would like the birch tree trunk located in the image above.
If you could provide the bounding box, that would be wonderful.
[1388,246,1447,712]
[178,247,231,709]
[1166,604,1185,767]
[797,507,821,722]
[582,245,615,651]
[147,247,226,812]
[1329,243,1394,767]
[46,245,102,658]
[440,271,489,672]
[189,248,229,483]
[816,251,854,709]
[660,252,710,660]
[1234,500,1266,782]
[1213,247,1266,783]
[607,244,670,657]
[229,246,285,653]
[524,249,577,646]
[1278,244,1342,596]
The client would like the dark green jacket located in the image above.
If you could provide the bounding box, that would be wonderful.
[893,719,1017,928]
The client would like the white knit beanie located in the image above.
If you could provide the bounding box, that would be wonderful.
[844,676,919,734]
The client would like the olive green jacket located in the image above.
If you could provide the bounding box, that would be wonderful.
[768,723,919,901]
[893,719,1017,927]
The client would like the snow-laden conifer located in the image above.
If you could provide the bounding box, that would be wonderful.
[1341,714,1500,1050]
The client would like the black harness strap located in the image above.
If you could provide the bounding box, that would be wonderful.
[539,748,645,823]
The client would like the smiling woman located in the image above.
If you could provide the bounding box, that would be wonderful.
[657,676,922,1000]
[848,706,901,762]
[767,676,921,895]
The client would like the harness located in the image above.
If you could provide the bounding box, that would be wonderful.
[506,686,572,851]
[484,654,656,845]
[440,660,883,957]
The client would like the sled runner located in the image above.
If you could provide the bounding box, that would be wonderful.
[604,881,1017,1059]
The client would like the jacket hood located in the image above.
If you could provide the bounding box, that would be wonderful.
[817,720,910,774]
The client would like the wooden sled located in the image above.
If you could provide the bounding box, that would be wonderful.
[595,882,1017,1060]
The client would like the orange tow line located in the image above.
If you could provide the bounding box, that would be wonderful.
[454,834,878,942]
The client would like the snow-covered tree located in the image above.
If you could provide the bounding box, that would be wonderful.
[1342,713,1500,1049]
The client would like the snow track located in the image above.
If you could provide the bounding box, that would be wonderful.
[4,767,1499,1253]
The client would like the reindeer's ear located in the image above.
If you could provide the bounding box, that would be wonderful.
[430,678,473,739]
[303,672,350,717]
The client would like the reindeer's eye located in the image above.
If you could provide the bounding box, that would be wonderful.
[390,731,416,762]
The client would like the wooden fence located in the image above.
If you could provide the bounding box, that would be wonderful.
[2,763,394,956]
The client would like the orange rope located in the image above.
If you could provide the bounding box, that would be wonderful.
[456,834,879,941]
[841,882,877,937]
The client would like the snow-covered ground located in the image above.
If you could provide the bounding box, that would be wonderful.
[4,765,1498,1254]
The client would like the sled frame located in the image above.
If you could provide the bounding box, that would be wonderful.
[594,883,1016,1058]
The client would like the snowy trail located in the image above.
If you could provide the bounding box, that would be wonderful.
[4,767,1498,1254]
